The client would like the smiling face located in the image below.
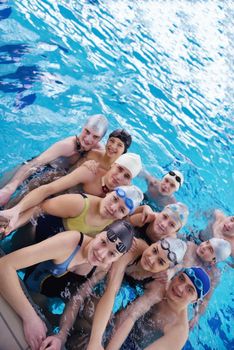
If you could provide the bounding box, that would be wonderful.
[106,137,125,159]
[87,231,123,267]
[196,241,216,263]
[140,242,171,273]
[99,191,130,220]
[159,177,177,196]
[79,126,102,151]
[105,164,132,189]
[222,216,234,237]
[167,272,198,306]
[147,211,181,242]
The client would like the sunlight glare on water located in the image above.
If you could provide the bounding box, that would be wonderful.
[0,0,233,349]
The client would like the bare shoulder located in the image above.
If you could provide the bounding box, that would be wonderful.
[59,135,76,145]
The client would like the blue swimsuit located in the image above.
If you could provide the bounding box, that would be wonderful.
[25,233,96,298]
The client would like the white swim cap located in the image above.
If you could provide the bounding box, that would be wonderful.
[115,153,142,178]
[163,170,184,191]
[161,237,187,266]
[85,114,108,137]
[163,202,189,228]
[209,238,231,262]
[115,185,143,213]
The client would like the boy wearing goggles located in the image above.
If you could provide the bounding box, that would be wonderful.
[174,237,231,329]
[106,267,210,350]
[140,169,184,211]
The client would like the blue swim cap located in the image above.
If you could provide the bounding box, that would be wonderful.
[183,267,210,300]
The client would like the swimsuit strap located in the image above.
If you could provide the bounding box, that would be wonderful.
[53,232,85,274]
[86,266,97,278]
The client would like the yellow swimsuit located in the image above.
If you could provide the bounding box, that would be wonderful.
[63,197,113,236]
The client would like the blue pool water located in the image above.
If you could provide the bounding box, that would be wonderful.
[0,0,233,349]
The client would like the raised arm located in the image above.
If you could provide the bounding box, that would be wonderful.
[86,253,132,350]
[129,205,155,227]
[1,161,98,234]
[0,230,80,349]
[0,136,77,206]
[39,269,107,350]
[106,279,165,350]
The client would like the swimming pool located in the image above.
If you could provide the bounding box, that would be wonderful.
[0,0,233,349]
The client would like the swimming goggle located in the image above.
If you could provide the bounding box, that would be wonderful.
[161,239,178,265]
[183,268,204,299]
[107,230,126,253]
[168,171,181,186]
[115,188,134,212]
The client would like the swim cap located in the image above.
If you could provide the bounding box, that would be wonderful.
[106,220,134,253]
[108,129,132,153]
[209,238,231,262]
[115,185,144,214]
[164,170,184,191]
[85,114,108,137]
[163,202,189,228]
[115,153,142,178]
[160,237,187,266]
[183,267,210,300]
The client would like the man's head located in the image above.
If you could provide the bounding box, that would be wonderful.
[159,170,184,196]
[88,220,134,267]
[105,153,142,189]
[147,202,189,242]
[196,238,231,264]
[167,267,210,307]
[100,185,143,220]
[141,237,187,273]
[79,115,108,151]
[106,129,132,156]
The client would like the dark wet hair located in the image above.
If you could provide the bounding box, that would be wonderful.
[108,129,132,153]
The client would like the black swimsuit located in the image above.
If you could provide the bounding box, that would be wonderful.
[25,232,97,300]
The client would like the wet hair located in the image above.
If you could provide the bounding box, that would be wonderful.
[108,129,132,153]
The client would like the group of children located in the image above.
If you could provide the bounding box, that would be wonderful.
[0,114,233,350]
